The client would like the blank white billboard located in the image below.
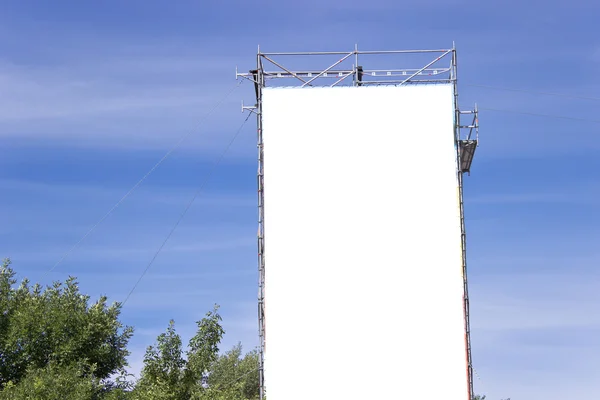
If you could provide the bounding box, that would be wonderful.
[262,84,468,400]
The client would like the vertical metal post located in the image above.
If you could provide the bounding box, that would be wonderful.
[452,47,475,400]
[256,50,266,400]
[354,44,359,86]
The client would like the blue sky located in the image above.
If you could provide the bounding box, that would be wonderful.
[0,0,599,398]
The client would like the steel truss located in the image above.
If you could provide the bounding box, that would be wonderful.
[238,45,479,400]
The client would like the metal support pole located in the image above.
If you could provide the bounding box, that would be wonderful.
[354,44,359,86]
[452,47,475,400]
[256,52,266,400]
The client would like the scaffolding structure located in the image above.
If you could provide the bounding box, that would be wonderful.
[236,45,479,400]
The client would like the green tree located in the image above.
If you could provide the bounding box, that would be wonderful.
[0,362,98,400]
[0,362,133,400]
[133,320,187,400]
[133,305,226,400]
[0,258,133,390]
[202,343,259,400]
[186,305,225,387]
[0,259,258,399]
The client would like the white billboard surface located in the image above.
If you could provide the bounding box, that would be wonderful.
[262,84,468,400]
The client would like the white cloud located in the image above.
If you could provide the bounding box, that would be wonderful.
[0,60,229,121]
[0,51,255,151]
[0,178,255,207]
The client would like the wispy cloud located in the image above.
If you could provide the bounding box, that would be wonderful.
[0,57,235,121]
[0,49,254,151]
[9,236,255,264]
[0,178,255,208]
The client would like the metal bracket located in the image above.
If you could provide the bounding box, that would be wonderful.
[242,100,259,115]
[458,105,479,175]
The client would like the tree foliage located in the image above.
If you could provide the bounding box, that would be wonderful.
[203,343,259,400]
[0,362,98,400]
[132,306,258,400]
[0,260,259,399]
[0,259,133,390]
[133,319,187,400]
[133,305,243,400]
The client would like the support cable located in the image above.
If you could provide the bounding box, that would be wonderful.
[42,80,244,280]
[472,366,486,398]
[121,112,252,306]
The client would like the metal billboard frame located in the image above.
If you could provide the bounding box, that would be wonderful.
[237,44,479,400]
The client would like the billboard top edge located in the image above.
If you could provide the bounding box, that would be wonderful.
[262,83,453,90]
